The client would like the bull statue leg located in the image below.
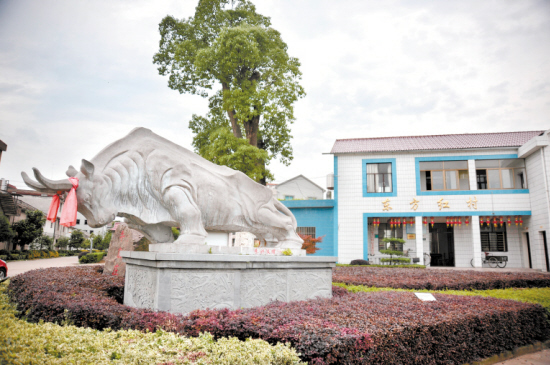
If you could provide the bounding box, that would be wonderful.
[163,185,208,245]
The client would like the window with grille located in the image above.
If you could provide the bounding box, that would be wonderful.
[378,224,403,251]
[480,224,507,252]
[297,227,316,237]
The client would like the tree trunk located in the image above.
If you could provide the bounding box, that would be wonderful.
[222,83,243,139]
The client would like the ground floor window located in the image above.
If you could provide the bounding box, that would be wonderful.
[297,226,316,237]
[480,224,507,252]
[378,223,403,251]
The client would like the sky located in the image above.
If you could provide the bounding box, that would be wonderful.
[0,0,549,190]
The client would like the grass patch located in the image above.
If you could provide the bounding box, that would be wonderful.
[0,281,304,365]
[334,282,550,310]
[336,263,426,268]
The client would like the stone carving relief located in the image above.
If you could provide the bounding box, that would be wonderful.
[171,271,235,313]
[240,270,287,307]
[125,267,156,309]
[288,269,332,301]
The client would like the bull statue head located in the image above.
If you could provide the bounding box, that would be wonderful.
[22,159,117,228]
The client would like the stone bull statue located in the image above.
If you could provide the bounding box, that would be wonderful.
[22,127,303,248]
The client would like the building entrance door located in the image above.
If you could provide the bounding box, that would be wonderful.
[429,223,455,267]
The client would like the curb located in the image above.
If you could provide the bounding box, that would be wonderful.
[464,340,550,365]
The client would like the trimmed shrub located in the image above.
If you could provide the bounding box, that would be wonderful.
[79,252,106,264]
[8,266,550,364]
[349,259,369,265]
[333,266,550,290]
[0,283,304,365]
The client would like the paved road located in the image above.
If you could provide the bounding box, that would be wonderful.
[6,256,81,277]
[5,257,550,364]
[494,349,550,365]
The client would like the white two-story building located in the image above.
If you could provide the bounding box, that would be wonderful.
[329,130,550,271]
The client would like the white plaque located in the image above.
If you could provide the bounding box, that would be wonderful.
[415,293,436,301]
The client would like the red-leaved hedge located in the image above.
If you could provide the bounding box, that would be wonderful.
[7,267,550,364]
[333,266,550,290]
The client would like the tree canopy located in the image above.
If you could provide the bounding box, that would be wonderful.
[11,210,45,250]
[154,0,305,183]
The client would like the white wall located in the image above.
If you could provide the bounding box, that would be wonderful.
[337,148,533,265]
[276,176,324,200]
[524,139,550,271]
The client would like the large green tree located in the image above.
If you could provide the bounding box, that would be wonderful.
[153,0,305,184]
[68,230,85,251]
[11,210,46,251]
[0,214,14,246]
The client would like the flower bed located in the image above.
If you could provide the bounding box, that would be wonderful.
[8,266,550,364]
[333,266,550,290]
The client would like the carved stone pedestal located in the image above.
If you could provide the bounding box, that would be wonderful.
[121,251,337,314]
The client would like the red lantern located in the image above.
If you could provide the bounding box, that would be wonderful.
[465,217,470,226]
[493,217,498,228]
[507,216,511,226]
[458,217,462,226]
[390,218,394,228]
[499,216,503,227]
[403,218,407,227]
[430,217,434,227]
[410,217,414,226]
[423,217,427,226]
[515,216,519,226]
[519,216,523,226]
[446,217,450,227]
[397,217,401,227]
[480,216,484,225]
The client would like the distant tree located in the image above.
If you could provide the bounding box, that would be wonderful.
[56,236,70,250]
[11,210,46,251]
[68,230,85,250]
[0,214,14,245]
[299,233,322,255]
[99,231,112,250]
[31,234,53,251]
[80,239,91,250]
[92,234,103,250]
[154,0,305,184]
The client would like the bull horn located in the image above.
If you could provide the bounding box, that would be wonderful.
[66,165,78,178]
[21,171,57,193]
[32,168,73,191]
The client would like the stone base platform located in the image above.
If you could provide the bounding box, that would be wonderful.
[121,251,338,314]
[149,243,306,256]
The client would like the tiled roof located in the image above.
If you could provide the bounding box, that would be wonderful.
[330,131,544,154]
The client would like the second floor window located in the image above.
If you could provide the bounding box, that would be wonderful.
[420,161,469,191]
[476,159,526,190]
[366,163,392,193]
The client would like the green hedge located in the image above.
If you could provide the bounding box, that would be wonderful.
[337,263,425,268]
[0,250,60,261]
[379,257,411,264]
[79,252,106,264]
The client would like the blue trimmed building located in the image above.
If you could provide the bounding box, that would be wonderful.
[286,130,550,272]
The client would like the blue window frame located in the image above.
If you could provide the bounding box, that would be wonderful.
[415,154,529,196]
[362,158,397,197]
